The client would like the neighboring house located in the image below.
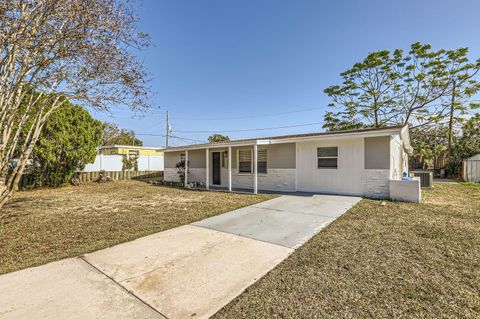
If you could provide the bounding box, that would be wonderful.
[462,153,480,183]
[163,125,412,198]
[98,145,164,157]
[81,145,165,172]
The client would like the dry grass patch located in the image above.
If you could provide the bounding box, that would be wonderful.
[0,180,273,274]
[214,183,480,319]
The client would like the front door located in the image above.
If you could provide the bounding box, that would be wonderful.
[212,152,221,185]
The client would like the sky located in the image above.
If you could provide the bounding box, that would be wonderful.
[90,0,480,147]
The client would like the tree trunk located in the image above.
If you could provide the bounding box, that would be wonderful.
[447,81,456,161]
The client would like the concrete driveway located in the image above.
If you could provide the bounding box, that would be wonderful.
[0,193,360,319]
[193,194,361,248]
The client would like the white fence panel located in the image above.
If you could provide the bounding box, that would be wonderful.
[81,154,164,172]
[463,160,480,182]
[137,156,164,171]
[82,155,123,172]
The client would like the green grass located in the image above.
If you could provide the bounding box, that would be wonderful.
[214,183,480,318]
[0,180,273,275]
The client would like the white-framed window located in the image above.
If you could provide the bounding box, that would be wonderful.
[257,149,267,174]
[317,147,338,169]
[237,149,268,174]
[238,149,252,173]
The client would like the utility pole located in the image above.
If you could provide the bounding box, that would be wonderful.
[165,110,169,149]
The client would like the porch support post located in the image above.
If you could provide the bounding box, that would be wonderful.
[228,146,232,191]
[184,150,188,187]
[205,148,209,189]
[253,144,258,194]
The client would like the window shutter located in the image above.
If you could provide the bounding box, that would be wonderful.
[239,150,251,162]
[239,149,252,173]
[257,149,267,174]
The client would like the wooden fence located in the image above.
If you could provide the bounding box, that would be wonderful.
[19,170,164,189]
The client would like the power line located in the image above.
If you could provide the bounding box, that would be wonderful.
[174,121,324,134]
[171,135,205,144]
[168,107,323,121]
[136,133,205,144]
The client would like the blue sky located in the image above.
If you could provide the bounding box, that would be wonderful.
[91,0,480,147]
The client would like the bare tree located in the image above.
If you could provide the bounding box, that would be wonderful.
[0,0,149,208]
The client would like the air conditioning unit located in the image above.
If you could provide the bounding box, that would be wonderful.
[410,171,433,188]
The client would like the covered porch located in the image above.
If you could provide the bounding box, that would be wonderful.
[163,139,296,194]
[183,143,261,194]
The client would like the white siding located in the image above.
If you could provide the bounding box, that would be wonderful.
[296,136,395,198]
[390,134,403,180]
[390,133,410,180]
[296,137,365,195]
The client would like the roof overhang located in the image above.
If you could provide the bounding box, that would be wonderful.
[163,125,408,153]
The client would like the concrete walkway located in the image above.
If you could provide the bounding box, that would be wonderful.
[0,194,361,319]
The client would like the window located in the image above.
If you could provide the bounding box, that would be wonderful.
[237,149,268,173]
[317,147,338,168]
[238,150,252,173]
[257,149,267,174]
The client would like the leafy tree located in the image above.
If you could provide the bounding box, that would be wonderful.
[121,155,139,171]
[440,49,480,159]
[208,134,230,143]
[458,114,480,157]
[446,114,480,175]
[31,102,103,187]
[175,159,189,184]
[324,42,480,176]
[102,122,143,146]
[410,126,448,170]
[395,43,450,125]
[324,50,403,129]
[0,0,149,208]
[323,43,480,131]
[458,113,480,158]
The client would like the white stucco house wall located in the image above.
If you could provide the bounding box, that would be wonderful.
[163,125,413,198]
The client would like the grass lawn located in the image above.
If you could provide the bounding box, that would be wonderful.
[214,182,480,319]
[0,180,273,275]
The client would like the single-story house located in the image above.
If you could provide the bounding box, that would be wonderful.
[163,125,412,198]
